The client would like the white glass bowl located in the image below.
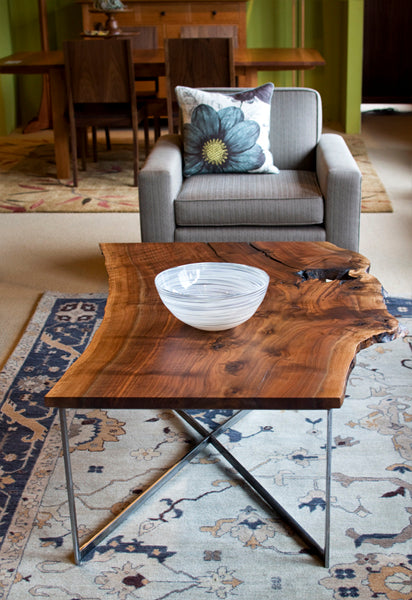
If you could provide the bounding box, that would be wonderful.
[155,262,269,331]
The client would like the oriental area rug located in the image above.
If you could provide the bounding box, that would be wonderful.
[0,131,393,213]
[0,293,411,599]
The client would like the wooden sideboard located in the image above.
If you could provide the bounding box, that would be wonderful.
[77,0,248,48]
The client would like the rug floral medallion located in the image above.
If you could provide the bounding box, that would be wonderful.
[0,293,411,599]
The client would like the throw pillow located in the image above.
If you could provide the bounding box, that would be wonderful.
[175,83,279,177]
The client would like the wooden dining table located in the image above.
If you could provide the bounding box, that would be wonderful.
[0,47,325,179]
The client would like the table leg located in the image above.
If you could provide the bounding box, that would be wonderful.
[178,410,332,566]
[49,68,71,180]
[58,408,249,564]
[325,409,333,569]
[59,407,332,566]
[59,408,81,565]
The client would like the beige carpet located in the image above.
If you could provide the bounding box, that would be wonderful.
[0,132,393,213]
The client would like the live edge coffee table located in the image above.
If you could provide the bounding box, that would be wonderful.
[45,242,399,567]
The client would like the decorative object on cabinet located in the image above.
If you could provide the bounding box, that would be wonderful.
[90,0,130,36]
[93,0,125,8]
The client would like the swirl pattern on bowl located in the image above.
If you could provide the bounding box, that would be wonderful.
[155,262,269,331]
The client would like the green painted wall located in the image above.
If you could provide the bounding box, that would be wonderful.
[9,0,44,129]
[0,0,363,135]
[246,0,364,132]
[0,2,14,134]
[344,0,364,133]
[0,0,81,135]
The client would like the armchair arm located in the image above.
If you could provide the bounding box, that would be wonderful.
[139,134,183,242]
[316,133,362,252]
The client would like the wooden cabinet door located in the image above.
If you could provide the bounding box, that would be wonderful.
[189,2,246,47]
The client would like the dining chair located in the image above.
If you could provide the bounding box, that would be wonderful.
[63,38,148,187]
[123,27,167,142]
[164,37,235,134]
[122,26,158,48]
[90,27,161,156]
[180,24,239,47]
[122,26,160,96]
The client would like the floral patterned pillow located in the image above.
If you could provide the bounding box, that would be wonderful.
[175,84,279,177]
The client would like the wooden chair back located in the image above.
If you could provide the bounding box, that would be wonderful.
[120,26,166,141]
[121,26,158,49]
[164,37,235,133]
[121,26,160,96]
[180,25,238,48]
[63,38,142,186]
[64,38,136,105]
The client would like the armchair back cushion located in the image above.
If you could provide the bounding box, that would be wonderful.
[268,88,322,170]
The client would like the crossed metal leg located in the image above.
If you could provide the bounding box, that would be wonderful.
[59,408,333,567]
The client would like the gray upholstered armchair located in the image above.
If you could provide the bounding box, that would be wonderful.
[139,87,362,251]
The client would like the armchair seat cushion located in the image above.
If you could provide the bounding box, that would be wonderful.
[175,170,324,227]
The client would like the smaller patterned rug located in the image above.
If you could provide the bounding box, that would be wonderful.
[343,135,393,213]
[0,292,410,599]
[0,130,393,213]
[0,134,144,213]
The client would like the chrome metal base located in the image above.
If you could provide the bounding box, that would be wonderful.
[59,407,333,567]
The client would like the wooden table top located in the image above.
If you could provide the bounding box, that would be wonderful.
[0,47,325,76]
[45,242,398,411]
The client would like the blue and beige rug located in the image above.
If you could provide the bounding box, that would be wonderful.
[0,292,411,599]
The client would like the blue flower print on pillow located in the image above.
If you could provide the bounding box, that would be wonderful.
[183,104,265,176]
[175,83,279,177]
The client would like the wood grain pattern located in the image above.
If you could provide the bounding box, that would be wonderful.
[45,242,399,411]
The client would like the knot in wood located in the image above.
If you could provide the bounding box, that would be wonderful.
[210,337,226,351]
[225,360,245,374]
